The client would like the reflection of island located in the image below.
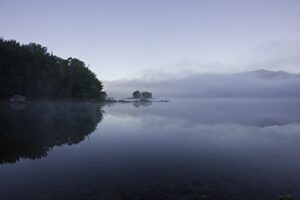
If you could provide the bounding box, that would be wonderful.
[133,101,152,108]
[0,102,103,164]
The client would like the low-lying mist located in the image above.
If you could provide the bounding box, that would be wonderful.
[105,70,300,98]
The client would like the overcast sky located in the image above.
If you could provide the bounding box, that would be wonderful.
[1,0,300,80]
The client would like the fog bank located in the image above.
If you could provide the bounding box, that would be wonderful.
[105,70,300,98]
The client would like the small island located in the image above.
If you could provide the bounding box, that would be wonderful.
[106,90,169,103]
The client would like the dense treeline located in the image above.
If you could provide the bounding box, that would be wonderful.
[0,38,105,100]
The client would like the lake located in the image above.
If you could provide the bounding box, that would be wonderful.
[1,99,300,200]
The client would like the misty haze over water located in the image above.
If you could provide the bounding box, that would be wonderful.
[1,99,300,199]
[2,0,300,199]
[105,70,300,99]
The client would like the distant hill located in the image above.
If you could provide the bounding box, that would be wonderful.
[105,70,300,98]
[236,69,300,79]
[0,38,105,100]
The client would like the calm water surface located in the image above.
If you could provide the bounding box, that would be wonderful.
[1,99,300,200]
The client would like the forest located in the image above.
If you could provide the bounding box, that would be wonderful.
[0,38,105,100]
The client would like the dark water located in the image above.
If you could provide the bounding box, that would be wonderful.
[1,99,300,200]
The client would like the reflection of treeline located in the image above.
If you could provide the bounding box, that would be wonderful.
[0,102,103,164]
[0,39,105,100]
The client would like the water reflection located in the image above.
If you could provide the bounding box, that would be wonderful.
[132,101,152,108]
[105,98,300,127]
[0,102,103,164]
[105,101,153,108]
[1,99,300,199]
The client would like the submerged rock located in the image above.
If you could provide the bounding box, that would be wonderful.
[9,95,26,102]
[279,195,294,200]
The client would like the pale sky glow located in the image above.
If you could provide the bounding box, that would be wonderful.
[1,0,300,80]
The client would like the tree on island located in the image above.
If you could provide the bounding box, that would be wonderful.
[132,90,152,99]
[0,38,105,101]
[141,91,152,99]
[132,90,141,99]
